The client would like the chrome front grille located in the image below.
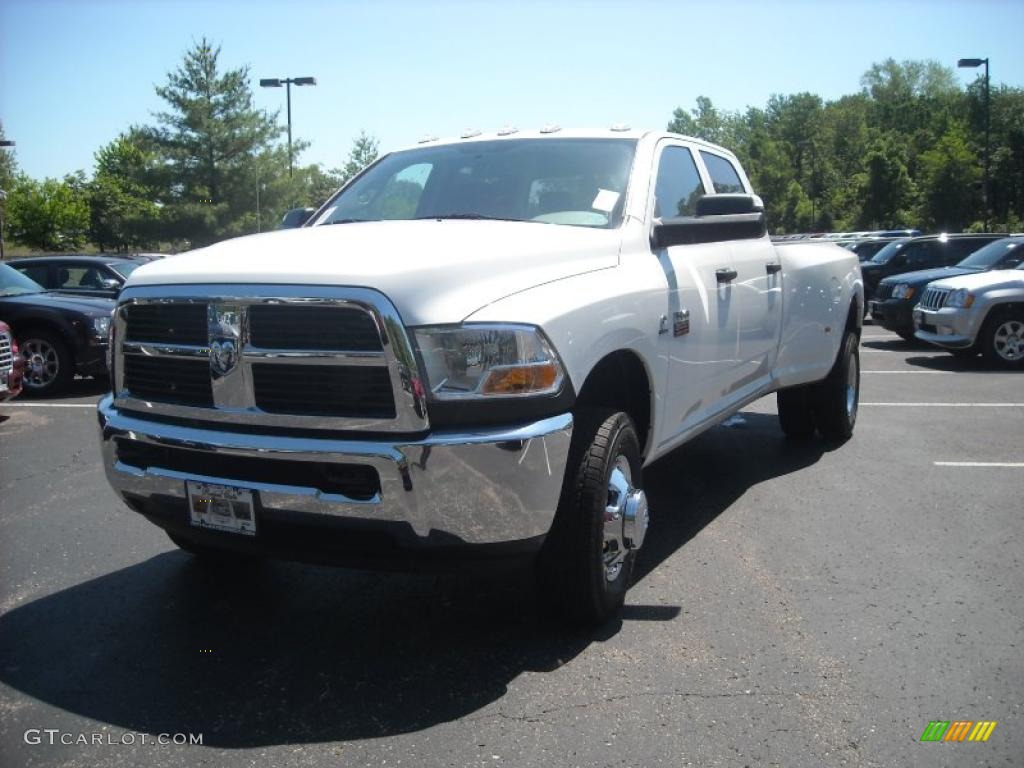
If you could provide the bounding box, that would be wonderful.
[918,287,951,311]
[113,285,429,432]
[0,329,13,371]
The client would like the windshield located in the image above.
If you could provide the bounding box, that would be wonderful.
[0,263,45,296]
[871,240,908,264]
[957,239,1024,270]
[108,261,140,278]
[315,138,637,229]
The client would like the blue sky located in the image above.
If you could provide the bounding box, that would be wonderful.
[2,0,1022,181]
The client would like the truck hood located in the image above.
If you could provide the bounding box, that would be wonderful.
[126,220,622,325]
[926,268,1024,293]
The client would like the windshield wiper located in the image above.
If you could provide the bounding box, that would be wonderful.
[415,212,522,222]
[324,218,377,225]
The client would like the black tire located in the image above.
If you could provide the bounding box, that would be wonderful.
[897,331,916,342]
[811,330,860,441]
[18,329,74,395]
[537,409,644,626]
[777,385,816,438]
[979,309,1024,369]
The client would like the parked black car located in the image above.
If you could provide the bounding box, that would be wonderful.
[847,238,903,263]
[7,255,147,299]
[872,237,1024,338]
[861,233,1008,302]
[0,264,114,395]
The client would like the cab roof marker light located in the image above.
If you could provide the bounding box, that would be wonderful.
[417,135,438,144]
[460,129,482,139]
[496,125,519,136]
[610,123,631,132]
[539,124,562,134]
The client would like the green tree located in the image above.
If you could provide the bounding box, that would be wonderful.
[668,96,739,146]
[7,172,90,251]
[854,136,916,229]
[89,131,162,251]
[146,38,287,246]
[333,131,380,185]
[917,124,981,231]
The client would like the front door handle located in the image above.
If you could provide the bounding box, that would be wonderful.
[766,262,782,274]
[716,268,738,283]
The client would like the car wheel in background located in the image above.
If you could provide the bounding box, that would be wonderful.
[537,409,647,626]
[980,310,1024,369]
[18,330,73,395]
[811,329,860,441]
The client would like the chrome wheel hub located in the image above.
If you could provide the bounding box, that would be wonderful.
[22,339,59,389]
[846,345,859,420]
[603,456,648,582]
[993,320,1024,361]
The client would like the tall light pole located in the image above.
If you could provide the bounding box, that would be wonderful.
[259,76,316,177]
[958,57,990,229]
[0,139,13,261]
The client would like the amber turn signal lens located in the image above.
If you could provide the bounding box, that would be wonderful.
[480,363,559,395]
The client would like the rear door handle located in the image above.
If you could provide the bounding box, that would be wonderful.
[766,262,782,274]
[715,268,738,283]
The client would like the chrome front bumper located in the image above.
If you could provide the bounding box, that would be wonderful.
[98,395,573,550]
[913,307,975,348]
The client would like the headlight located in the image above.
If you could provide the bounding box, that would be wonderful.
[413,324,564,399]
[892,283,915,300]
[92,315,111,338]
[946,289,974,308]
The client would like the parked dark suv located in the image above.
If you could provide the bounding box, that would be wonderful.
[872,237,1024,338]
[0,264,114,394]
[861,233,1007,302]
[7,255,146,299]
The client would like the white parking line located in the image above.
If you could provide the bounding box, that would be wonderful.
[0,403,96,408]
[934,462,1024,468]
[861,370,952,374]
[861,402,1024,407]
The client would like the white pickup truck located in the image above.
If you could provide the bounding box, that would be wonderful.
[98,128,863,623]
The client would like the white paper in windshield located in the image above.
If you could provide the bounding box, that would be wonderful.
[592,188,620,213]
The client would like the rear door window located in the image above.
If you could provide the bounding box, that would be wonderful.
[699,151,746,194]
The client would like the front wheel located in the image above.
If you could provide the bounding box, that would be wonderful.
[537,410,648,625]
[19,330,74,395]
[980,311,1024,369]
[811,330,860,441]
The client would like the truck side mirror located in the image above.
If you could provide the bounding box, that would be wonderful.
[652,194,767,249]
[99,278,121,291]
[279,207,316,229]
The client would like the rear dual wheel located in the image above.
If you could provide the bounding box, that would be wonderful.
[777,329,860,441]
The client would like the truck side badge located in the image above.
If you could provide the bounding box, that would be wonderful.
[673,310,690,337]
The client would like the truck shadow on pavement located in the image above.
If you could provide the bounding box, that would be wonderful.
[0,413,832,747]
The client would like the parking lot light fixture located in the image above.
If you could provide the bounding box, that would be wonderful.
[260,76,317,177]
[958,57,990,230]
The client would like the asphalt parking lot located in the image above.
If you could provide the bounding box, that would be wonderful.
[0,324,1021,768]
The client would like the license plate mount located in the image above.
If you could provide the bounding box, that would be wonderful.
[186,480,257,536]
